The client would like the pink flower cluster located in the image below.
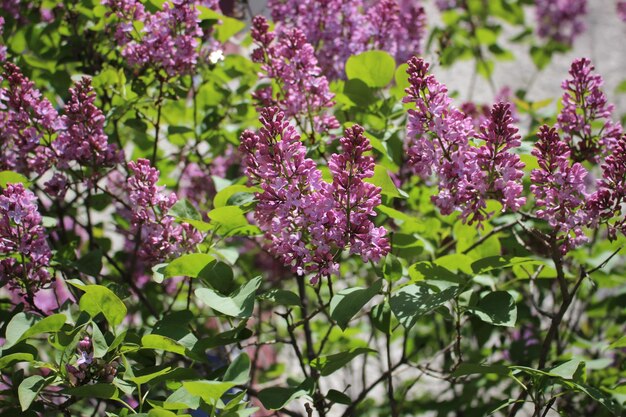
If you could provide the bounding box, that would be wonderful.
[535,0,587,46]
[123,159,202,270]
[557,58,622,162]
[240,108,389,283]
[530,126,591,252]
[0,63,60,175]
[403,57,525,225]
[268,0,426,79]
[250,16,339,138]
[53,77,121,172]
[0,183,51,297]
[103,0,202,77]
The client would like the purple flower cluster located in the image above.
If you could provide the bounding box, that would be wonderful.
[366,0,427,63]
[178,162,215,208]
[0,0,22,21]
[328,125,390,262]
[535,0,587,46]
[474,103,526,214]
[588,133,626,240]
[0,17,6,62]
[104,0,202,77]
[404,58,525,225]
[0,183,51,297]
[53,77,121,171]
[123,159,202,270]
[434,0,460,10]
[619,1,626,22]
[268,0,426,79]
[0,63,60,175]
[461,87,518,129]
[250,16,339,138]
[557,58,622,162]
[240,108,388,283]
[530,126,591,252]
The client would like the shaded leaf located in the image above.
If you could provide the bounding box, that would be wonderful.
[468,291,517,327]
[310,348,375,376]
[390,284,460,329]
[330,280,383,330]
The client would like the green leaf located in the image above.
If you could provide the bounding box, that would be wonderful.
[182,381,236,405]
[408,262,463,284]
[74,250,103,277]
[257,386,308,410]
[141,335,188,356]
[370,301,392,334]
[92,325,108,359]
[567,382,622,415]
[208,206,261,237]
[148,409,178,417]
[364,165,405,198]
[164,387,201,410]
[394,63,410,91]
[434,254,474,275]
[310,347,375,376]
[390,284,460,329]
[18,375,45,411]
[199,9,246,43]
[195,276,262,318]
[130,366,175,385]
[259,289,301,307]
[330,280,383,330]
[169,199,201,221]
[549,359,585,382]
[198,261,235,294]
[530,45,551,70]
[214,185,260,208]
[76,285,127,327]
[0,353,34,369]
[609,336,626,349]
[0,171,29,188]
[326,389,352,405]
[476,27,498,45]
[164,253,216,279]
[468,291,517,327]
[3,312,66,349]
[343,79,377,107]
[471,256,538,274]
[224,353,250,385]
[346,50,396,88]
[63,383,118,399]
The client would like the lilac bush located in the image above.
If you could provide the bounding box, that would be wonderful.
[0,2,625,417]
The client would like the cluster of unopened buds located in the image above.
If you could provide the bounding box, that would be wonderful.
[66,336,118,386]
